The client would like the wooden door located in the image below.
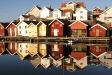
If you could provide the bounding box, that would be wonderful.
[54,29,58,36]
[78,30,82,35]
[96,29,99,36]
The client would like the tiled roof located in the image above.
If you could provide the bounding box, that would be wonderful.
[63,9,72,12]
[61,3,66,7]
[70,52,86,60]
[76,2,85,7]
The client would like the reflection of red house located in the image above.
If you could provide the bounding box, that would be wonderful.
[6,42,17,55]
[89,46,107,58]
[70,52,86,60]
[49,19,71,37]
[89,24,107,37]
[50,44,64,60]
[0,42,5,55]
[5,22,18,36]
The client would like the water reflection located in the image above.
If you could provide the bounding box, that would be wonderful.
[1,42,112,73]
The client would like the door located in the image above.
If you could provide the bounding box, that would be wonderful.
[54,29,58,36]
[78,30,82,35]
[96,29,99,36]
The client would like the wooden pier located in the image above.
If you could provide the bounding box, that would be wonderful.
[0,36,110,43]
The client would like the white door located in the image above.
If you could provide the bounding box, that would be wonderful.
[96,29,99,36]
[54,29,58,36]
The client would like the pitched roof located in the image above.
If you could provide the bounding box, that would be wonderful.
[36,5,41,10]
[24,21,38,25]
[0,22,10,28]
[49,19,71,25]
[89,23,107,30]
[63,9,72,12]
[22,15,32,18]
[70,52,86,60]
[61,3,66,7]
[76,2,85,7]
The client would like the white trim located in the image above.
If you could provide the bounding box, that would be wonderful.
[10,28,12,36]
[91,52,107,58]
[69,20,88,27]
[100,6,112,15]
[48,19,64,25]
[89,23,107,30]
[15,28,16,36]
[5,22,16,29]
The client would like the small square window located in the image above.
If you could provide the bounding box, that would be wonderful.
[52,24,54,27]
[25,26,27,29]
[19,31,21,34]
[25,30,27,33]
[80,11,83,13]
[60,24,62,27]
[20,45,22,48]
[19,26,21,29]
[80,16,83,19]
[26,50,27,53]
[20,50,22,52]
[26,45,28,48]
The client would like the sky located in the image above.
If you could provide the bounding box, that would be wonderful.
[0,0,112,22]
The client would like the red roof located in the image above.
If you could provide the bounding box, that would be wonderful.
[93,7,103,13]
[70,52,86,60]
[61,3,66,7]
[63,9,72,12]
[76,2,85,7]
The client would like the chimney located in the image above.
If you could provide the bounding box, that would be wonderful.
[48,5,51,8]
[105,6,108,10]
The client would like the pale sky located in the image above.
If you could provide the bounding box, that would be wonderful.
[0,0,112,22]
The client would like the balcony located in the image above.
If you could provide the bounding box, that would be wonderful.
[92,11,101,15]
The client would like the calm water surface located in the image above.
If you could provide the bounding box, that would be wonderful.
[0,42,112,75]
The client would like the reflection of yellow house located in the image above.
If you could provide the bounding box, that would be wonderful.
[38,44,47,58]
[29,55,41,68]
[37,21,50,36]
[28,22,38,37]
[28,43,38,57]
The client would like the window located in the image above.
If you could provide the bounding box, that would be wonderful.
[80,62,83,65]
[20,50,22,52]
[60,24,62,27]
[19,31,21,34]
[26,45,28,48]
[104,17,107,21]
[80,11,83,13]
[25,30,27,33]
[19,26,21,29]
[20,45,22,48]
[52,24,54,27]
[25,26,27,29]
[25,50,27,53]
[80,16,83,19]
